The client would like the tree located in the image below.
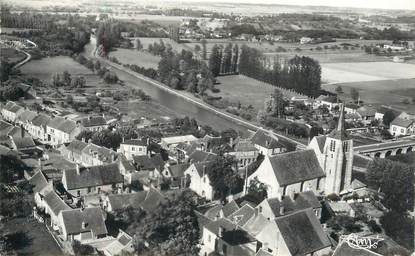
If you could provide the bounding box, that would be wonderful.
[201,39,207,60]
[209,44,222,77]
[1,86,24,101]
[135,38,143,50]
[85,59,94,71]
[222,43,233,74]
[94,60,101,72]
[71,76,86,88]
[62,70,72,86]
[350,88,359,103]
[380,211,414,251]
[382,110,396,126]
[232,44,239,73]
[207,156,244,201]
[247,177,268,202]
[366,159,414,212]
[194,44,201,58]
[73,240,94,256]
[103,71,118,84]
[0,60,13,82]
[133,190,200,255]
[90,129,122,150]
[335,86,343,94]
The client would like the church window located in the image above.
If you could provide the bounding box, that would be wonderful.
[330,140,336,152]
[343,142,348,152]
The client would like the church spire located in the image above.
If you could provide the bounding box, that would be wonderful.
[329,103,348,140]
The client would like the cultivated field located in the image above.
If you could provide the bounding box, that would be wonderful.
[131,37,191,53]
[321,61,415,84]
[109,48,161,69]
[214,75,277,111]
[117,14,185,27]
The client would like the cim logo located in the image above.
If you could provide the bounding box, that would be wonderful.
[341,234,384,250]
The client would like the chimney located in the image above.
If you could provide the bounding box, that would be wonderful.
[38,159,42,171]
[146,137,150,146]
[88,116,91,120]
[122,137,125,143]
[81,221,87,229]
[76,164,80,175]
[88,138,92,144]
[229,137,233,146]
[81,137,85,143]
[279,205,285,216]
[202,165,206,177]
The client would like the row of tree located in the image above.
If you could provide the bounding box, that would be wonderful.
[208,43,239,76]
[238,45,322,97]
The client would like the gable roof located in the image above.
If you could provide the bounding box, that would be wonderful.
[121,138,147,146]
[31,114,51,127]
[150,153,165,171]
[103,230,133,256]
[12,137,36,149]
[60,207,107,236]
[267,150,325,186]
[47,117,78,134]
[0,121,14,136]
[107,191,148,211]
[65,140,88,155]
[234,139,257,152]
[79,116,107,127]
[140,188,166,212]
[28,170,50,193]
[82,143,118,163]
[18,110,37,123]
[313,136,326,153]
[376,106,400,116]
[3,101,24,113]
[227,204,255,226]
[161,135,198,145]
[275,209,331,255]
[204,204,223,220]
[251,130,284,149]
[168,163,190,178]
[42,190,71,216]
[222,200,240,217]
[188,150,218,163]
[63,163,123,190]
[192,161,215,177]
[132,155,156,170]
[390,117,413,128]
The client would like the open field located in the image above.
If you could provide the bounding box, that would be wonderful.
[131,37,191,53]
[321,62,415,84]
[214,75,276,111]
[117,14,185,27]
[115,100,178,123]
[20,56,102,87]
[3,217,62,256]
[1,47,26,63]
[324,78,415,113]
[109,48,161,69]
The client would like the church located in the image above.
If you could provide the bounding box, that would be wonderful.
[246,104,353,199]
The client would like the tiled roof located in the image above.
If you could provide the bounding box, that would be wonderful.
[390,117,413,128]
[60,207,107,236]
[18,110,37,123]
[107,191,148,211]
[234,139,257,152]
[0,120,13,135]
[63,163,123,190]
[79,116,107,127]
[121,138,147,146]
[161,135,198,145]
[48,117,79,134]
[132,155,156,170]
[42,190,71,216]
[28,171,50,193]
[168,163,190,178]
[227,204,255,226]
[3,101,23,113]
[188,150,218,163]
[31,114,51,127]
[65,140,88,155]
[251,130,281,149]
[221,200,240,217]
[268,150,325,186]
[275,209,331,255]
[13,137,36,149]
[82,143,118,163]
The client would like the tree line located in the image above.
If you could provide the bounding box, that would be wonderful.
[238,45,321,97]
[208,43,239,76]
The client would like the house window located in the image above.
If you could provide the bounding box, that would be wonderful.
[401,129,404,133]
[77,190,80,197]
[203,177,206,183]
[138,147,142,152]
[393,127,396,131]
[87,187,91,193]
[132,147,135,151]
[259,206,262,213]
[343,142,348,152]
[208,234,211,242]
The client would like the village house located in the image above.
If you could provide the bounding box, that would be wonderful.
[200,218,258,256]
[35,189,72,230]
[227,139,259,170]
[101,230,134,256]
[163,163,190,189]
[10,136,38,155]
[46,116,82,146]
[374,106,400,121]
[60,139,88,164]
[78,115,108,132]
[57,207,108,242]
[1,101,24,123]
[389,117,414,137]
[103,188,165,212]
[256,191,322,220]
[246,150,326,199]
[160,134,199,151]
[344,104,359,114]
[175,141,203,162]
[15,109,37,130]
[62,163,124,198]
[27,114,51,143]
[118,138,148,160]
[250,130,287,156]
[81,142,119,166]
[184,161,215,200]
[204,200,240,220]
[314,95,339,111]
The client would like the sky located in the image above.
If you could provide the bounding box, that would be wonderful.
[172,0,415,10]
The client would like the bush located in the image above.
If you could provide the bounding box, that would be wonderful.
[211,88,220,93]
[368,220,382,233]
[327,193,340,201]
